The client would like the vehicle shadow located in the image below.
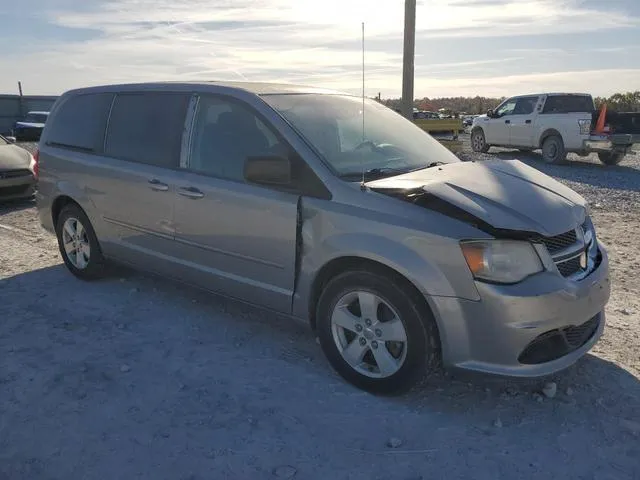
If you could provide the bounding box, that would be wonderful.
[493,150,640,193]
[0,196,36,215]
[2,263,638,413]
[1,264,638,478]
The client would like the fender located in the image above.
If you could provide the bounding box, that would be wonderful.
[292,228,481,319]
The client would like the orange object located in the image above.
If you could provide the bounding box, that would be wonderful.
[594,103,607,134]
[461,244,486,275]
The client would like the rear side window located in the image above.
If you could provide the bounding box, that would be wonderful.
[105,92,189,168]
[46,93,113,151]
[542,95,594,114]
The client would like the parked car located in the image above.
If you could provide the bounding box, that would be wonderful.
[0,134,37,201]
[470,93,640,165]
[13,111,49,141]
[36,82,610,393]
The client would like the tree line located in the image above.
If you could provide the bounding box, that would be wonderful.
[380,91,640,114]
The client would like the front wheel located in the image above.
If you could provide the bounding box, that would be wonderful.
[471,129,490,153]
[598,152,625,166]
[316,270,440,394]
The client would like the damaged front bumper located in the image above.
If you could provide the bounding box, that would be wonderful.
[430,241,610,377]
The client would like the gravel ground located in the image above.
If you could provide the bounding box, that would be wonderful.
[0,142,639,479]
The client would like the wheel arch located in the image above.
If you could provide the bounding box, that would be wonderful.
[538,128,563,149]
[307,256,440,340]
[471,125,484,136]
[51,195,83,228]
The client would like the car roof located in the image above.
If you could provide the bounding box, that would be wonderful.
[510,92,591,98]
[63,81,348,97]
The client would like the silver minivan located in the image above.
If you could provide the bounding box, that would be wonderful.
[36,82,610,393]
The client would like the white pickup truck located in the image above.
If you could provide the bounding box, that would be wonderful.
[470,93,640,165]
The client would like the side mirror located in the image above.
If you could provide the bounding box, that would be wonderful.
[486,109,494,118]
[244,155,291,186]
[5,136,16,144]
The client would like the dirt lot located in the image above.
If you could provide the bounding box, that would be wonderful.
[1,142,639,479]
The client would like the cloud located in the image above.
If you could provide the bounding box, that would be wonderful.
[1,0,638,97]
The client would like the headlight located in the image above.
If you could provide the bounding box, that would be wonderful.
[460,240,543,284]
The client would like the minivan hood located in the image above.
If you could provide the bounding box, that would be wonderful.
[366,159,587,237]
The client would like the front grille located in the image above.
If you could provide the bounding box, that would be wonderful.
[0,169,32,179]
[538,229,577,254]
[556,255,583,277]
[518,315,600,364]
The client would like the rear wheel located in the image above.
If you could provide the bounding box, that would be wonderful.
[316,269,440,394]
[55,204,107,280]
[541,135,567,164]
[471,129,490,153]
[598,152,625,166]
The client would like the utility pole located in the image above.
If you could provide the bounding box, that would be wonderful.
[401,0,416,120]
[17,81,24,117]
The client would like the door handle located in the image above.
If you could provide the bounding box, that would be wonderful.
[525,119,532,124]
[178,186,204,199]
[505,119,511,124]
[148,179,169,191]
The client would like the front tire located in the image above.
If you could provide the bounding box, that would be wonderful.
[55,204,107,280]
[598,152,625,166]
[471,129,490,153]
[316,269,440,394]
[541,135,567,164]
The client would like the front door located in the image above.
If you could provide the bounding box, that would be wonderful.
[508,96,540,148]
[485,97,517,146]
[171,94,300,313]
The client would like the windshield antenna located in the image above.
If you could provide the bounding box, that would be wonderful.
[360,21,367,190]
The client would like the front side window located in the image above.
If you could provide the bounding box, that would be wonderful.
[262,94,459,179]
[105,92,189,168]
[513,96,539,115]
[495,98,517,117]
[188,95,289,182]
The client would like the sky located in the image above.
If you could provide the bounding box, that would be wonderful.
[1,0,639,99]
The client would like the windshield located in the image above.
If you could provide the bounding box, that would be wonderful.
[262,94,459,179]
[23,113,48,123]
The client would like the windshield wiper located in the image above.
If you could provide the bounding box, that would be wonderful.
[340,167,411,180]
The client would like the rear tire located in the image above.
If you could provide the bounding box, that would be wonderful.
[55,204,107,280]
[316,269,440,394]
[471,129,490,153]
[598,152,625,166]
[541,135,567,164]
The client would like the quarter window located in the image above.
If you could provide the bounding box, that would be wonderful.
[45,93,113,152]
